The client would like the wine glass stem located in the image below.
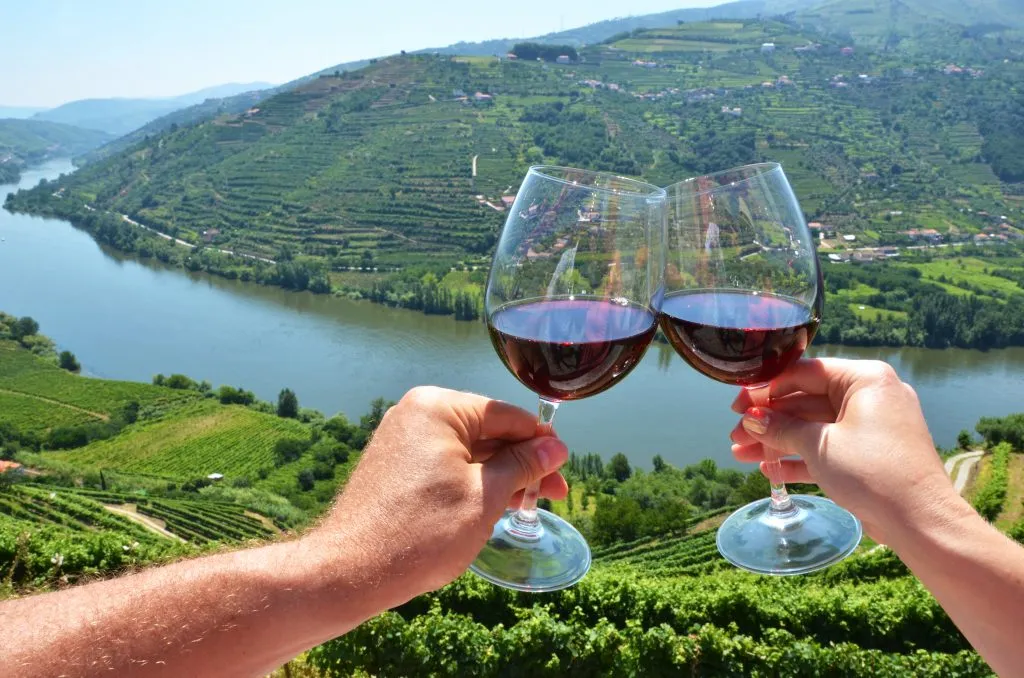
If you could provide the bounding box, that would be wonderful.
[508,398,559,533]
[746,384,794,513]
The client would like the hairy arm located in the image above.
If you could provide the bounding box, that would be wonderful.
[0,387,569,677]
[0,534,389,677]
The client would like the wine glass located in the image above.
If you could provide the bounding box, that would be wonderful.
[662,163,862,575]
[471,165,666,592]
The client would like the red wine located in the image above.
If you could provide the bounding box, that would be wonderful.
[660,290,819,386]
[488,299,657,401]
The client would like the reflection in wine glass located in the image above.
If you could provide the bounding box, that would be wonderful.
[471,165,666,592]
[662,163,862,576]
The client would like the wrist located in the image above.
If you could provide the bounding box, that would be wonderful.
[881,480,983,556]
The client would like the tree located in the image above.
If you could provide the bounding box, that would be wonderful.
[277,388,299,418]
[957,429,973,450]
[608,453,632,482]
[11,316,39,340]
[652,455,667,473]
[274,437,308,466]
[297,468,316,491]
[360,398,392,433]
[58,350,80,372]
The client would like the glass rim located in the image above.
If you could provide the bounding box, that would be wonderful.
[528,165,666,198]
[666,162,783,198]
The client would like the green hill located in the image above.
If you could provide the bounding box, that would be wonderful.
[794,0,1024,50]
[0,339,194,434]
[49,400,308,480]
[0,119,112,182]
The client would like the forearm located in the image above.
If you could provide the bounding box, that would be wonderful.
[889,492,1024,677]
[0,533,394,678]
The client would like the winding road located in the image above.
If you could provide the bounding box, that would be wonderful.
[945,449,987,495]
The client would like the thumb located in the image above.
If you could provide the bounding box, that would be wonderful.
[481,436,568,506]
[741,407,825,460]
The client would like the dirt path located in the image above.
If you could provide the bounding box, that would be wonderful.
[945,449,986,496]
[245,511,282,535]
[104,504,185,542]
[471,154,478,178]
[0,386,109,421]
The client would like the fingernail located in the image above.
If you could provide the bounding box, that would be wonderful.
[537,438,567,471]
[742,408,769,435]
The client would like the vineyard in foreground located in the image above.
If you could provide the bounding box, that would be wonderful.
[308,555,987,677]
[0,318,1013,675]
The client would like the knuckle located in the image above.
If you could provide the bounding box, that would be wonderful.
[401,386,443,410]
[863,360,899,384]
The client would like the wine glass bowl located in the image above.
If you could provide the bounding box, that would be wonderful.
[471,166,666,592]
[662,163,862,576]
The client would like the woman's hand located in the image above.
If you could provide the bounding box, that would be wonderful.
[729,358,958,543]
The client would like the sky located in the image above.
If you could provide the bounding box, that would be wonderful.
[2,0,718,107]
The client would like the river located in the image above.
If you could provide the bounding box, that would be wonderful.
[2,158,1024,468]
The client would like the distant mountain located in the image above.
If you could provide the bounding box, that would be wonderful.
[31,82,274,136]
[77,2,805,165]
[418,0,816,55]
[0,119,112,182]
[793,0,1024,48]
[0,106,48,120]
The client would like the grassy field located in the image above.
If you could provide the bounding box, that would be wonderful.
[904,258,1024,298]
[49,400,309,481]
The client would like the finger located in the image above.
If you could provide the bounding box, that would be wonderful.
[735,392,838,422]
[507,472,569,507]
[412,388,539,444]
[731,394,836,447]
[741,407,826,460]
[732,442,765,464]
[481,436,569,512]
[759,459,814,485]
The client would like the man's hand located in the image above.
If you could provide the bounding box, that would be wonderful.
[0,386,567,678]
[313,386,569,605]
[728,358,957,544]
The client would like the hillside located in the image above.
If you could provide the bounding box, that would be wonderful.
[32,82,274,136]
[793,0,1024,50]
[10,18,1024,348]
[426,0,814,55]
[0,314,382,586]
[14,54,692,267]
[0,119,111,182]
[78,1,800,165]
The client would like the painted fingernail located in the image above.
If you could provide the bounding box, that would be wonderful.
[742,408,769,435]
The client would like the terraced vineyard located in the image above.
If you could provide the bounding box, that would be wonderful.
[50,400,309,480]
[59,487,276,543]
[0,340,194,420]
[595,528,727,577]
[0,485,162,544]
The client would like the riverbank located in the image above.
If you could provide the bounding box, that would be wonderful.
[4,160,1024,464]
[13,171,1024,351]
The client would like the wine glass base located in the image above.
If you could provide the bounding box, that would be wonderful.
[716,495,862,576]
[469,508,591,592]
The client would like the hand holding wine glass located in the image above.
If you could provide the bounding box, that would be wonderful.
[662,163,862,575]
[472,166,666,592]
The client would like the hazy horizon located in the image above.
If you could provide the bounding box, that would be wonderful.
[3,0,717,108]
